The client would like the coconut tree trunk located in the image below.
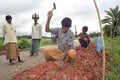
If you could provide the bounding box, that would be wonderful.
[93,0,106,80]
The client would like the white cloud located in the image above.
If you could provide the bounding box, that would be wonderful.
[0,0,120,37]
[0,0,43,14]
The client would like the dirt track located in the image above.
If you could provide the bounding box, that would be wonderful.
[0,50,45,80]
[0,40,80,80]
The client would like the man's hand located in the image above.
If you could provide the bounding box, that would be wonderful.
[47,11,53,19]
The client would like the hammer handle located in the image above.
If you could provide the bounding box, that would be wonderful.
[51,8,54,12]
[75,25,77,37]
[51,3,56,12]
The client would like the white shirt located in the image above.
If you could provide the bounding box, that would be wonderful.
[2,22,17,45]
[32,23,42,39]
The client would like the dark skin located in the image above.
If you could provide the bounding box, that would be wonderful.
[45,11,69,33]
[30,18,41,56]
[3,18,12,37]
[6,17,23,63]
[45,11,53,32]
[6,18,12,24]
[45,11,71,61]
[34,18,38,25]
[78,27,90,48]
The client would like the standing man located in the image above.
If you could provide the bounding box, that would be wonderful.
[30,13,42,56]
[2,15,23,64]
[43,11,77,68]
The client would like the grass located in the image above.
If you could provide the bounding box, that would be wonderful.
[40,38,52,46]
[0,37,52,50]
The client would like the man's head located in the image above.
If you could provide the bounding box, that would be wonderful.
[82,26,88,33]
[32,13,39,23]
[61,17,72,33]
[6,15,12,24]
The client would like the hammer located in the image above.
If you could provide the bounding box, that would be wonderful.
[51,3,56,12]
[74,25,77,37]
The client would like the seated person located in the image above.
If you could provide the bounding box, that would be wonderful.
[78,26,90,48]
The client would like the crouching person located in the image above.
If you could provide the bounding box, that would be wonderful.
[43,11,77,68]
[78,26,90,48]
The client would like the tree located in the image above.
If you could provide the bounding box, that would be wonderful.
[102,5,120,38]
[103,25,111,37]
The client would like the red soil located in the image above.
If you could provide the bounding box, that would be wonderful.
[13,44,110,80]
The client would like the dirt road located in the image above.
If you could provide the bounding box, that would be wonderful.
[0,40,79,80]
[0,50,45,80]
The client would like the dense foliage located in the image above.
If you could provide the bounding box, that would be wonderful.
[18,38,31,49]
[0,38,4,50]
[40,37,52,46]
[0,37,52,50]
[105,37,120,80]
[102,5,120,38]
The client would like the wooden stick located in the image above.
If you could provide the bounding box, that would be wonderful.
[93,0,106,80]
[51,3,56,12]
[74,25,77,37]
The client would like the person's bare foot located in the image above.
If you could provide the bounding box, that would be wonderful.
[9,61,15,65]
[18,60,24,63]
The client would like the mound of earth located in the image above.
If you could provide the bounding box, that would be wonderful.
[13,44,110,80]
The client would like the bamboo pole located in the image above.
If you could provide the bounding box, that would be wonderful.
[93,0,106,80]
[74,25,77,37]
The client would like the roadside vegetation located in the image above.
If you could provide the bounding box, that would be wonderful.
[105,37,120,80]
[102,5,120,80]
[0,37,52,50]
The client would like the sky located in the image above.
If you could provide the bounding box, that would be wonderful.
[0,0,120,37]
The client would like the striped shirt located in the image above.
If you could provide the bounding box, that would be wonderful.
[51,28,75,52]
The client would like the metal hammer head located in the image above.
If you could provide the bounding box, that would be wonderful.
[51,2,56,11]
[53,3,56,9]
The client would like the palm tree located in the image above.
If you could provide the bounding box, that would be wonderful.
[102,5,120,38]
[102,6,120,80]
[103,25,111,37]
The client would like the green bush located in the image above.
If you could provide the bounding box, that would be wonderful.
[0,41,5,50]
[106,71,120,80]
[40,38,52,46]
[18,38,31,49]
[105,37,120,80]
[0,39,5,50]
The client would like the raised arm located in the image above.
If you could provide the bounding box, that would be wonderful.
[45,11,53,32]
